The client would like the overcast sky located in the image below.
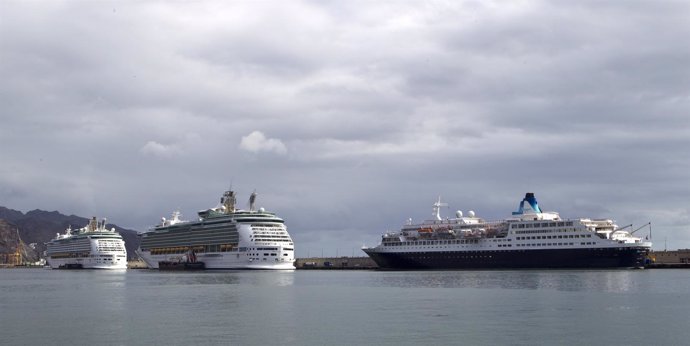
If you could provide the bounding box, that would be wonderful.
[1,1,689,256]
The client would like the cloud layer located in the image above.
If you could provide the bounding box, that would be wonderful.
[1,1,689,255]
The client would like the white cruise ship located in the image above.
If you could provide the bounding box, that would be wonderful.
[46,217,128,269]
[363,193,652,269]
[136,189,295,270]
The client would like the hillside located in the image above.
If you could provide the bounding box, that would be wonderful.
[0,206,140,259]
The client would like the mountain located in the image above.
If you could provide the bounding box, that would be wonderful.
[0,206,140,260]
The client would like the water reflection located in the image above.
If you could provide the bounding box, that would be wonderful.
[2,268,688,345]
[133,269,296,287]
[370,270,640,293]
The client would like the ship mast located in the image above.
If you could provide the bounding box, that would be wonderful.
[222,190,236,214]
[88,217,97,232]
[432,196,448,221]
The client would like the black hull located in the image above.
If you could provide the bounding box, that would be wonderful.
[364,247,649,270]
[57,263,83,270]
[158,261,206,271]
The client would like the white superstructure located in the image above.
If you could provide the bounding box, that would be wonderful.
[45,217,128,269]
[136,189,295,270]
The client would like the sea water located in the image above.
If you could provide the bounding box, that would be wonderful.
[1,268,688,345]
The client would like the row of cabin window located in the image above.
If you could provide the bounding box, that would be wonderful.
[499,242,599,247]
[514,229,584,234]
[149,244,236,255]
[383,239,481,246]
[512,221,575,229]
[516,234,592,240]
[514,242,595,247]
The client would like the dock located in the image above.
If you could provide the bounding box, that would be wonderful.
[295,256,377,269]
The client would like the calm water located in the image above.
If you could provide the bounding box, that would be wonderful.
[1,268,688,345]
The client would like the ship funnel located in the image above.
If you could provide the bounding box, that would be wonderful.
[249,191,257,212]
[512,192,542,215]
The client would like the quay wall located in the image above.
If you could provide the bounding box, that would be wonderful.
[649,249,690,264]
[295,256,377,269]
[127,257,378,269]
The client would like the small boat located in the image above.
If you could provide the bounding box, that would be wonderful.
[158,261,205,271]
[57,263,84,269]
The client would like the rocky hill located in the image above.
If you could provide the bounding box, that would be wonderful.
[0,206,140,260]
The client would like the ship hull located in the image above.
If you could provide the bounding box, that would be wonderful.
[136,250,295,270]
[363,247,649,270]
[46,256,127,270]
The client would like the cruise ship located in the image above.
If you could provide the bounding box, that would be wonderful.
[136,189,295,270]
[46,217,128,269]
[363,193,652,269]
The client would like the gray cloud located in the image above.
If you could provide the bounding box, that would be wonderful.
[1,1,689,255]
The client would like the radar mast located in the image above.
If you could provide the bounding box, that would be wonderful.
[221,190,236,213]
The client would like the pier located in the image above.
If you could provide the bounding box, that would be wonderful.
[645,249,690,268]
[295,256,377,269]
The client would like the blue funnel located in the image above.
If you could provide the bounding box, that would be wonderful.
[512,193,542,215]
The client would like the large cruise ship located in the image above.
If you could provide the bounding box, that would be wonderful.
[363,193,652,269]
[46,217,128,269]
[136,189,295,270]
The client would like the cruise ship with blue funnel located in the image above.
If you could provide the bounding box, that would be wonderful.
[363,193,652,269]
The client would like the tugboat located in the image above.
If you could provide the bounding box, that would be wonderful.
[158,249,205,271]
